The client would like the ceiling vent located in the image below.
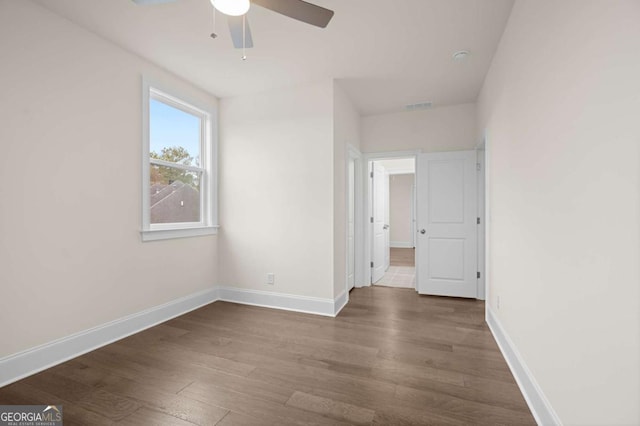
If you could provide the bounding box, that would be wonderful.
[404,101,433,111]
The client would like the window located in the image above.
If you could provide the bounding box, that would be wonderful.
[141,78,218,241]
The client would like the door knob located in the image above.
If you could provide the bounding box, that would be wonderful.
[420,229,426,234]
[383,224,389,230]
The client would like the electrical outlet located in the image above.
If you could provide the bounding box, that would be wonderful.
[266,273,275,285]
[497,296,501,310]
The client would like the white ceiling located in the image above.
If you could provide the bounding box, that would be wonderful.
[34,0,513,116]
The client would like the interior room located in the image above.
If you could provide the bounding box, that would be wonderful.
[1,1,639,425]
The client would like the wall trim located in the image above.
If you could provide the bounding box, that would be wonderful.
[486,308,562,426]
[0,287,219,388]
[390,241,413,248]
[333,290,348,316]
[217,286,343,317]
[0,286,352,388]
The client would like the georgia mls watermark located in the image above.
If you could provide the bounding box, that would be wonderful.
[0,405,63,426]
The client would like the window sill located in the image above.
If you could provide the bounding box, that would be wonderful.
[141,225,219,242]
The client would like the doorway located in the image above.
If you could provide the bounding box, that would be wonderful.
[364,149,485,299]
[368,156,416,289]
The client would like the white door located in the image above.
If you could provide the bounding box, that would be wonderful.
[347,159,355,291]
[371,162,387,283]
[417,151,478,298]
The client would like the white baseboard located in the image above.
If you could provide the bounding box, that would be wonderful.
[390,241,414,248]
[0,285,351,388]
[0,287,218,388]
[333,290,348,316]
[217,286,344,317]
[486,308,562,426]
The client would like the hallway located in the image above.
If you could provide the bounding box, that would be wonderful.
[375,248,415,288]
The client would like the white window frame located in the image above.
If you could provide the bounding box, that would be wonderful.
[141,77,219,241]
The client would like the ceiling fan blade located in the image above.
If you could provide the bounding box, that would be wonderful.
[228,16,254,49]
[251,0,334,28]
[131,0,178,5]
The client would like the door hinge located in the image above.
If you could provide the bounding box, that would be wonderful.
[476,163,481,171]
[370,171,374,178]
[477,271,481,279]
[370,217,374,223]
[477,217,481,225]
[371,261,374,268]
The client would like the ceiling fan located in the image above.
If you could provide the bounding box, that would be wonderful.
[131,0,334,50]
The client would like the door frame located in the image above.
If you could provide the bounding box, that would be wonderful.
[383,169,390,272]
[347,145,365,291]
[476,141,486,300]
[480,134,492,315]
[371,162,389,284]
[410,181,416,249]
[363,150,421,287]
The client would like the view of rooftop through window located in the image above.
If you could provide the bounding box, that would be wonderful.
[149,97,203,224]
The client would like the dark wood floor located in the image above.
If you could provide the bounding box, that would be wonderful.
[0,287,535,425]
[390,247,415,267]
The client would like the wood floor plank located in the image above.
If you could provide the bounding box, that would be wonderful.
[117,407,195,425]
[215,411,267,426]
[175,312,382,365]
[247,361,397,406]
[369,357,467,387]
[179,380,352,426]
[165,327,378,379]
[395,384,535,425]
[78,346,194,393]
[111,323,191,351]
[285,390,375,425]
[109,339,257,378]
[77,388,140,421]
[290,386,465,426]
[371,403,467,426]
[376,368,532,413]
[390,247,415,266]
[375,344,515,382]
[0,286,535,425]
[20,370,139,421]
[0,381,116,426]
[53,360,230,425]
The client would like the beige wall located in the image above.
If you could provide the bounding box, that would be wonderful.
[0,1,218,358]
[219,81,335,299]
[478,1,640,424]
[361,103,476,153]
[389,174,414,246]
[333,82,361,297]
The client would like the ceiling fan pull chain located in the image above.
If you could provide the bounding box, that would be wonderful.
[242,14,247,60]
[210,6,217,39]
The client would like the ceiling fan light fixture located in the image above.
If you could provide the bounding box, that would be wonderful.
[210,0,250,16]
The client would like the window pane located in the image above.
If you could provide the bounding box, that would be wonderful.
[150,98,201,167]
[150,164,201,224]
